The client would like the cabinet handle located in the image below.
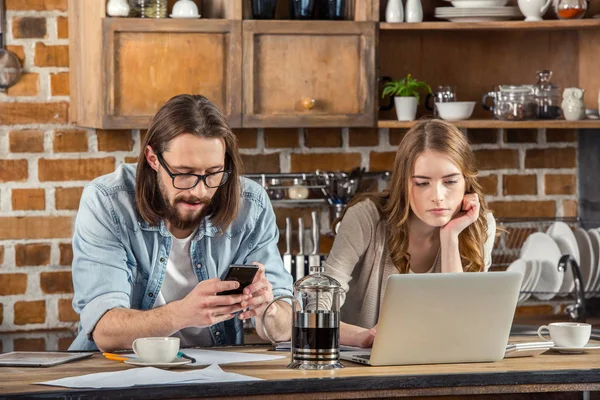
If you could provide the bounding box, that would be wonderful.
[301,98,316,110]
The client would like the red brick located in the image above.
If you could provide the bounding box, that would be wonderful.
[125,157,138,163]
[11,16,47,39]
[59,243,73,266]
[53,129,88,152]
[369,151,395,172]
[389,128,408,146]
[97,130,134,152]
[6,73,39,96]
[0,246,4,265]
[231,128,257,149]
[547,129,576,143]
[264,128,298,148]
[467,129,498,144]
[38,158,115,181]
[15,243,51,266]
[50,72,69,96]
[290,153,361,173]
[6,0,67,11]
[563,200,578,217]
[504,129,538,143]
[240,154,280,174]
[0,160,28,182]
[14,300,46,325]
[545,174,576,195]
[6,45,25,64]
[14,338,46,351]
[12,188,46,211]
[0,274,27,295]
[55,187,84,210]
[58,298,79,322]
[478,175,498,196]
[503,175,537,195]
[40,271,73,294]
[305,128,342,148]
[57,16,68,39]
[9,130,44,153]
[0,304,3,325]
[349,128,378,147]
[34,43,69,67]
[475,149,519,170]
[0,102,68,124]
[58,337,74,351]
[525,148,576,169]
[0,217,72,240]
[488,201,556,218]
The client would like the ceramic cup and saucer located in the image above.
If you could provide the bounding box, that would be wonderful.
[537,322,600,354]
[170,0,201,18]
[124,358,192,368]
[128,337,191,368]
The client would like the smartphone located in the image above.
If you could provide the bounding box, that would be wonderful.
[217,264,259,296]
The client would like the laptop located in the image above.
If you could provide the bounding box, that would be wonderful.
[341,271,523,366]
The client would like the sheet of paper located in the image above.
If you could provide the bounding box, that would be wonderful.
[38,364,260,389]
[183,349,285,366]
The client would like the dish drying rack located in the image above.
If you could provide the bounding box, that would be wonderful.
[491,218,590,321]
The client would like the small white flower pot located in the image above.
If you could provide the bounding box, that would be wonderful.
[394,96,418,121]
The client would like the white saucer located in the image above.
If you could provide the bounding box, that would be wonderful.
[170,13,201,18]
[124,358,192,367]
[551,343,600,354]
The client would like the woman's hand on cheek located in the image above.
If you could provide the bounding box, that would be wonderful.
[440,193,480,238]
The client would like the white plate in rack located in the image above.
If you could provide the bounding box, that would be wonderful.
[586,229,600,298]
[520,232,563,301]
[573,228,595,296]
[546,222,579,296]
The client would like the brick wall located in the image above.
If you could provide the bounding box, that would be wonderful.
[0,1,578,336]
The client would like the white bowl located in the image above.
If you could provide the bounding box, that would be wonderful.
[450,0,509,7]
[171,0,200,18]
[435,101,476,121]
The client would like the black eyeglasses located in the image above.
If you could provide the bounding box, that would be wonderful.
[156,153,231,190]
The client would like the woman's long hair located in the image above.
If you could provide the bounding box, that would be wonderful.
[336,119,490,273]
[135,94,242,232]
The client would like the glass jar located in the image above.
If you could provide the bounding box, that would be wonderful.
[482,85,538,121]
[288,178,310,200]
[554,0,587,19]
[129,0,167,18]
[534,70,562,120]
[266,178,285,200]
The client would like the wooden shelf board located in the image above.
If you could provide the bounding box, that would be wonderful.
[379,19,600,31]
[378,119,600,129]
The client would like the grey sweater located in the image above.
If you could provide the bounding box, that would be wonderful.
[323,199,496,329]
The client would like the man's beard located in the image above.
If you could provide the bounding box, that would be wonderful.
[157,177,212,231]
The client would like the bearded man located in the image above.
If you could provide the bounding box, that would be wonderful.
[70,95,293,351]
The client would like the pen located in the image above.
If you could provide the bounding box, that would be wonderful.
[102,352,130,362]
[177,351,196,363]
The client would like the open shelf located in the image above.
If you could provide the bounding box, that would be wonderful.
[379,19,600,31]
[378,119,600,129]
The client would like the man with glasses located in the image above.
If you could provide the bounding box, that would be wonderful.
[69,95,293,351]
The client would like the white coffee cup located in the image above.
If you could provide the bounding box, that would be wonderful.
[518,0,552,21]
[537,322,591,348]
[132,337,180,363]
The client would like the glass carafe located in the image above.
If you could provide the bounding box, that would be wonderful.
[535,70,562,120]
[262,265,345,369]
[554,0,587,19]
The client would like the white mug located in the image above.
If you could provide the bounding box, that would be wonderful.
[132,337,180,363]
[518,0,552,21]
[537,322,591,348]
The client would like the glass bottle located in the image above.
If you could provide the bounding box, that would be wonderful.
[534,70,562,120]
[554,0,587,19]
[129,0,167,18]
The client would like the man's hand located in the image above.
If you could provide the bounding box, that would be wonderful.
[176,278,251,329]
[238,262,274,320]
[440,193,480,239]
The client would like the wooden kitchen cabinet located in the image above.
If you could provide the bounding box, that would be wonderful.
[242,21,377,128]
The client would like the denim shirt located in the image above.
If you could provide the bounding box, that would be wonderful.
[69,164,293,351]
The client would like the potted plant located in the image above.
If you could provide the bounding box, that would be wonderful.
[382,74,432,121]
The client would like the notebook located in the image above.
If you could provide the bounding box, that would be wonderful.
[341,271,523,366]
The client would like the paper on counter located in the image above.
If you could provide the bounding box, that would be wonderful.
[183,349,285,365]
[37,364,260,389]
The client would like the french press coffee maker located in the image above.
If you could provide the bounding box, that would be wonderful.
[262,265,345,369]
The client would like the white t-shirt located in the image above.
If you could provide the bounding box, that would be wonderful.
[152,230,213,347]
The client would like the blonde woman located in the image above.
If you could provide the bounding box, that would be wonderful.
[323,119,496,348]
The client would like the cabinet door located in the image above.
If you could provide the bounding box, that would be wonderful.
[103,19,242,129]
[242,21,376,128]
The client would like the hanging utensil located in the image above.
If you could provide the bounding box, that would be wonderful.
[0,0,21,92]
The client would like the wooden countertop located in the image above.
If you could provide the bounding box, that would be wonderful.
[2,338,600,399]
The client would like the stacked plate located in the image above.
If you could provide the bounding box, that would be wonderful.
[435,3,522,22]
